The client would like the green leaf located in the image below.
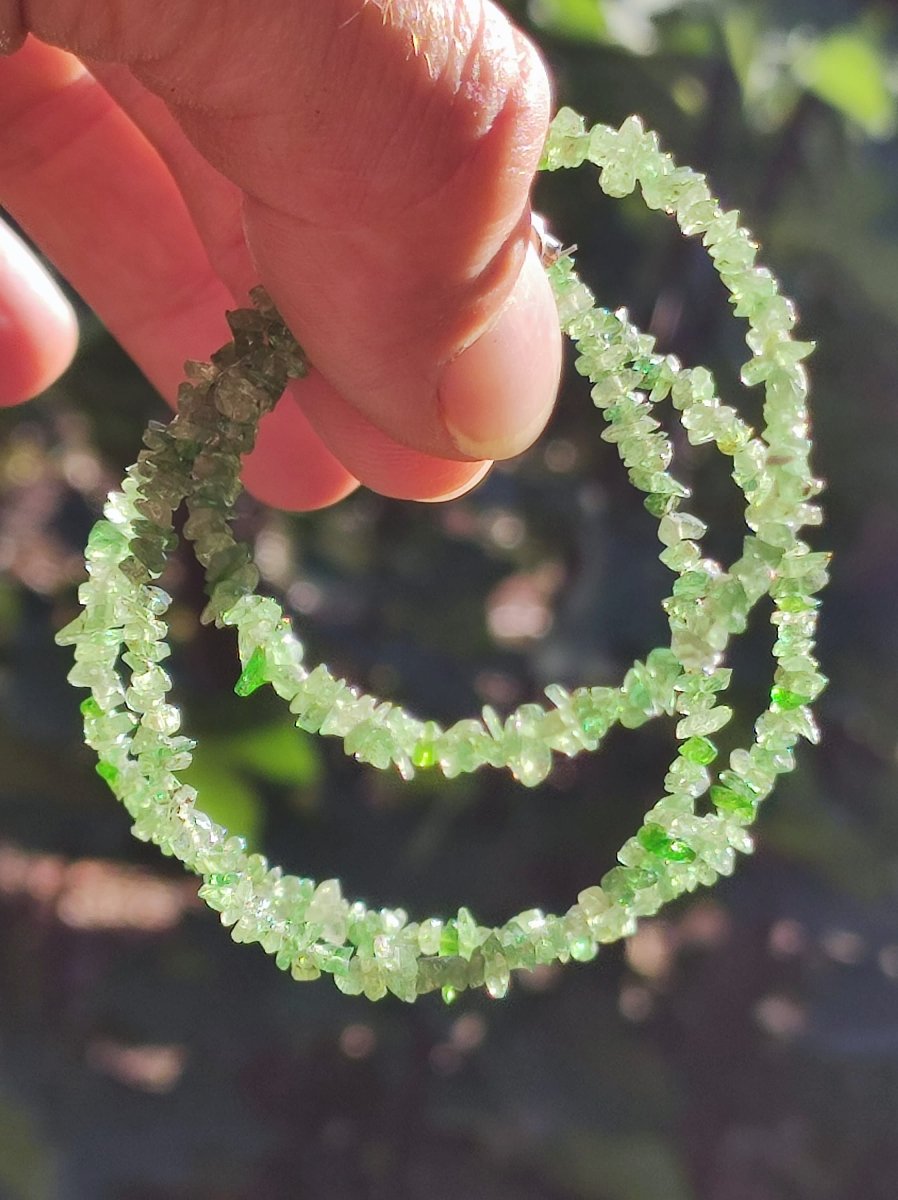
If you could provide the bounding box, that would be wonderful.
[529,0,607,43]
[182,746,264,850]
[722,7,759,89]
[530,0,687,54]
[227,721,322,788]
[180,721,321,848]
[794,29,896,138]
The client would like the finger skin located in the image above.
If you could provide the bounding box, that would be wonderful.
[18,0,562,463]
[0,42,494,504]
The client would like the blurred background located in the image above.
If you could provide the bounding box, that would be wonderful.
[1,0,897,1196]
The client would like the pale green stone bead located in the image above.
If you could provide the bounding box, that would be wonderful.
[727,826,755,855]
[290,667,348,731]
[591,905,638,943]
[344,714,397,770]
[710,233,758,271]
[732,539,781,601]
[498,705,554,786]
[774,620,817,649]
[703,208,742,245]
[663,759,710,798]
[220,593,267,628]
[435,719,490,777]
[103,491,137,525]
[561,906,598,954]
[777,706,820,745]
[319,692,378,738]
[122,615,166,644]
[690,831,737,877]
[574,889,611,927]
[731,279,775,321]
[626,882,665,918]
[534,706,575,754]
[754,520,798,549]
[232,600,283,658]
[67,661,121,695]
[585,121,617,165]
[778,548,830,586]
[681,401,732,445]
[670,367,715,413]
[141,705,181,736]
[599,158,638,198]
[616,837,652,870]
[542,106,590,168]
[512,909,547,943]
[755,710,800,747]
[776,660,819,688]
[675,672,731,711]
[540,687,598,755]
[305,879,349,945]
[671,171,712,211]
[455,908,485,960]
[130,665,172,698]
[418,918,443,957]
[73,639,120,668]
[659,541,702,573]
[266,663,307,703]
[671,628,726,672]
[639,155,678,210]
[679,197,721,236]
[658,512,707,545]
[125,689,164,715]
[88,709,137,740]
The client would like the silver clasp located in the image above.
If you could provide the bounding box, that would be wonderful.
[531,212,576,267]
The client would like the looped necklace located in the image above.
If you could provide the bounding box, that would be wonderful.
[57,109,827,1003]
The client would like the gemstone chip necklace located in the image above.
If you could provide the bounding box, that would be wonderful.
[57,109,827,1003]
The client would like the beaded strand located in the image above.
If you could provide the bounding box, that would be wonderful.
[56,110,827,1002]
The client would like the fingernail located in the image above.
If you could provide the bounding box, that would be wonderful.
[0,222,78,405]
[419,459,493,503]
[438,243,562,460]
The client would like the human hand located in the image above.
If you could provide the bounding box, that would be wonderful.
[0,1,562,509]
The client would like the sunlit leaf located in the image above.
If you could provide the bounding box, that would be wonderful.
[604,0,685,55]
[528,0,607,43]
[722,6,759,89]
[794,28,896,138]
[529,0,685,53]
[182,746,264,850]
[227,721,322,788]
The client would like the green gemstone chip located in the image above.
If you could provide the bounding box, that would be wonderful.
[234,646,268,696]
[680,736,718,765]
[95,761,119,787]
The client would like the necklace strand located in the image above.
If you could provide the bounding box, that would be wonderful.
[56,109,827,1002]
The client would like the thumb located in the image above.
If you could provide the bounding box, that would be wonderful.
[17,0,561,463]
